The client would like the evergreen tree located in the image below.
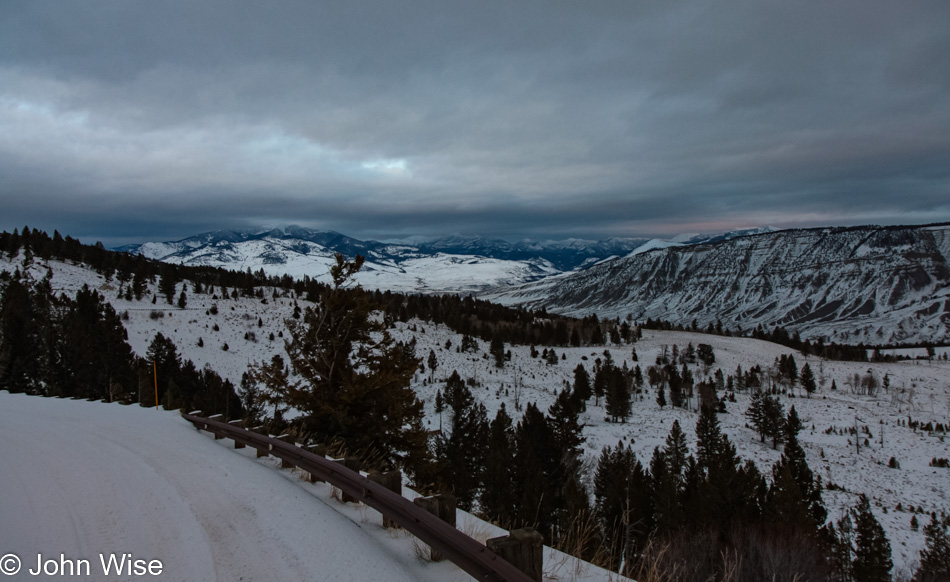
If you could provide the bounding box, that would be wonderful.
[490,336,506,368]
[650,420,689,536]
[747,390,786,447]
[247,354,293,421]
[548,387,585,463]
[147,332,181,407]
[482,404,516,527]
[915,514,950,582]
[572,364,592,409]
[435,370,489,509]
[780,406,826,528]
[691,404,763,531]
[667,364,683,408]
[158,267,177,305]
[594,443,650,570]
[0,275,49,394]
[58,285,136,400]
[512,402,559,542]
[604,364,631,423]
[282,254,427,474]
[801,363,817,396]
[852,494,893,582]
[427,349,438,377]
[177,289,187,309]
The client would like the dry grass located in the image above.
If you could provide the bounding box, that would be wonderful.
[411,538,443,562]
[547,512,605,580]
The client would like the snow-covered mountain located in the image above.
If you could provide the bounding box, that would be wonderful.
[484,224,950,345]
[115,227,647,293]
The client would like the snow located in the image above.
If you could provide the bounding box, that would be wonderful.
[3,252,947,577]
[0,392,627,582]
[0,392,445,581]
[625,239,683,257]
[392,324,950,575]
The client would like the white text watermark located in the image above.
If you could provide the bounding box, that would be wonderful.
[1,553,163,576]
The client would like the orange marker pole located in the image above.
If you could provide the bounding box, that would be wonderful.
[153,360,159,411]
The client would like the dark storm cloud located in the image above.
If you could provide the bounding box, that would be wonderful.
[1,0,948,245]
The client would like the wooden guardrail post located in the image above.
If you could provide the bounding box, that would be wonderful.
[273,434,294,468]
[249,426,268,457]
[413,494,457,561]
[228,420,246,448]
[368,470,403,528]
[332,457,361,502]
[305,445,327,483]
[208,414,225,439]
[486,528,544,582]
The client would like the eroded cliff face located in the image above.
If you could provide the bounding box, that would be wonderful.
[484,224,950,344]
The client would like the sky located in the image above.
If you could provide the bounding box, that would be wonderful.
[1,0,949,247]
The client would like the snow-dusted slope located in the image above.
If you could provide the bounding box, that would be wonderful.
[484,224,950,345]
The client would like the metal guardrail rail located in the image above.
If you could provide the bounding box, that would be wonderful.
[182,412,535,582]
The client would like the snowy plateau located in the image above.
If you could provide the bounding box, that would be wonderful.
[1,250,948,578]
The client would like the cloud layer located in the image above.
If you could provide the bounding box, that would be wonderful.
[2,0,949,245]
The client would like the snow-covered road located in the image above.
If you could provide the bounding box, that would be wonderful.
[0,392,437,581]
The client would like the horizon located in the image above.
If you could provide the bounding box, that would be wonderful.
[8,219,950,250]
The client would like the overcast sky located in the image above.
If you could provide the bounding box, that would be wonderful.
[2,1,949,246]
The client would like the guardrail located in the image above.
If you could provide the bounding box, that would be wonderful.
[181,411,536,582]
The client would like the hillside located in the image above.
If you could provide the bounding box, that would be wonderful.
[3,251,948,576]
[483,223,950,345]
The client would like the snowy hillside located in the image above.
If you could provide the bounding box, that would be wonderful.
[484,224,950,345]
[3,252,947,575]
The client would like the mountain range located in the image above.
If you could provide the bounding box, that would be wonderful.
[118,223,950,344]
[116,226,650,293]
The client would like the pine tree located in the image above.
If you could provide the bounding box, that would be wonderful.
[490,336,506,368]
[852,494,893,582]
[691,404,763,531]
[594,442,647,570]
[247,354,293,421]
[512,402,559,542]
[548,388,585,463]
[158,267,177,305]
[0,275,49,394]
[482,404,516,527]
[801,363,817,396]
[604,365,631,423]
[651,420,689,536]
[656,382,667,408]
[147,332,181,407]
[915,514,950,582]
[573,364,592,406]
[282,254,427,474]
[435,371,489,509]
[779,407,827,529]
